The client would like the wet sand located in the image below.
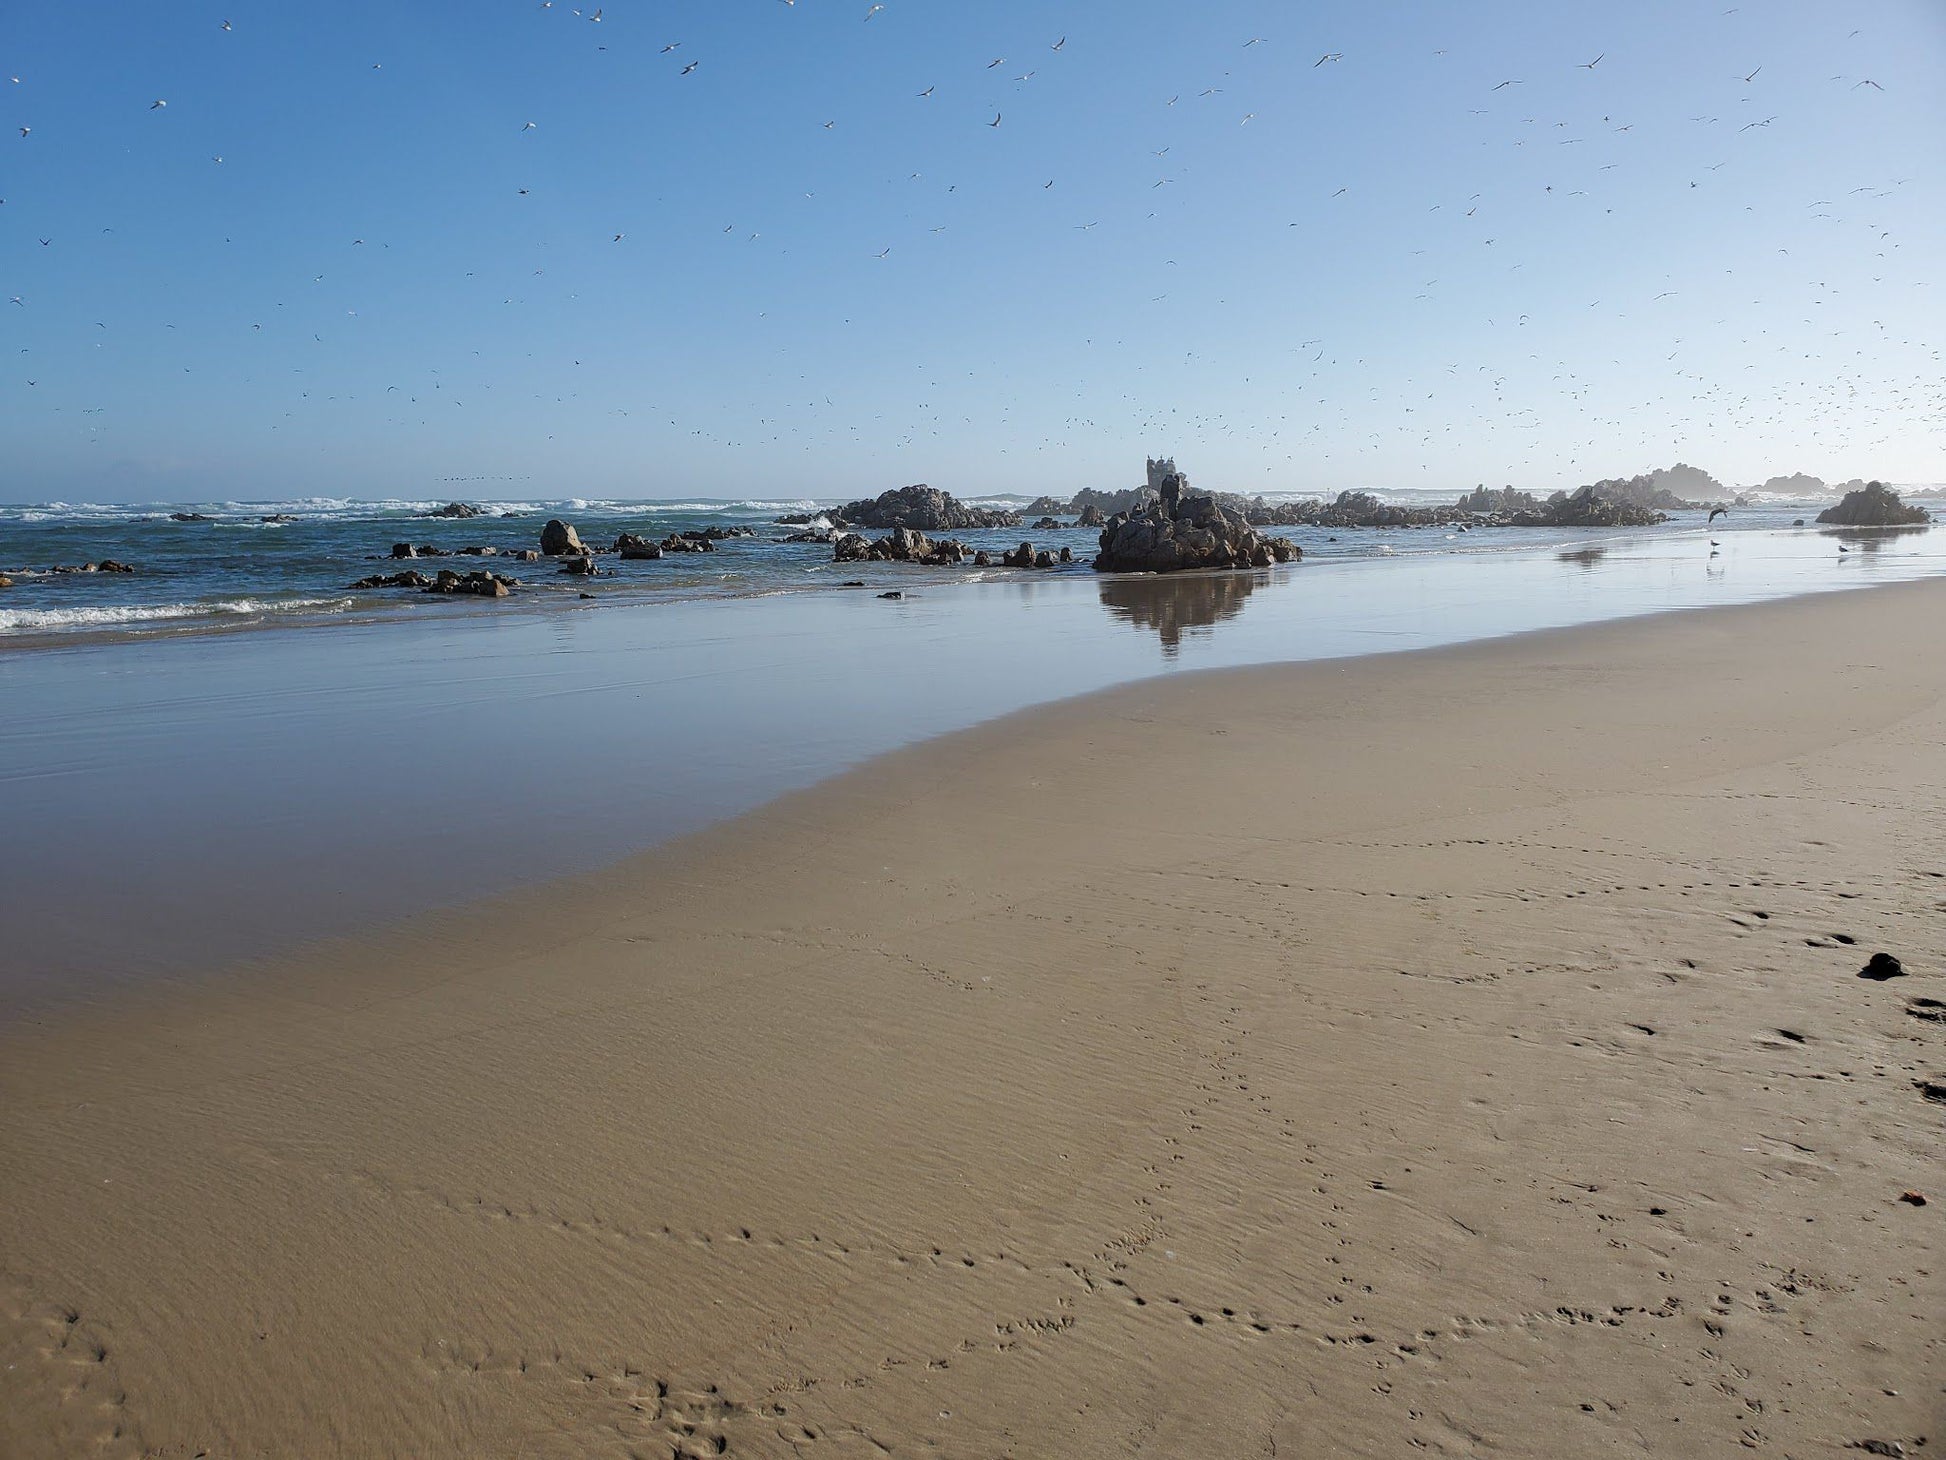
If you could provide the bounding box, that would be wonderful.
[2,579,1942,1457]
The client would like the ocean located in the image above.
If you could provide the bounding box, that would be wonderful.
[2,488,1934,643]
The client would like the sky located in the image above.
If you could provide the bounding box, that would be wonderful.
[1,0,1941,505]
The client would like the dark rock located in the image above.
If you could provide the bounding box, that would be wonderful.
[391,542,418,558]
[1921,1080,1946,1105]
[1850,1442,1906,1457]
[840,580,866,587]
[1816,482,1930,527]
[1031,516,1065,531]
[1096,476,1302,573]
[94,559,134,573]
[834,533,871,562]
[837,484,1021,531]
[558,555,598,576]
[1059,546,1073,563]
[513,549,541,562]
[1004,542,1037,568]
[540,518,585,555]
[349,570,432,589]
[878,590,903,599]
[660,534,714,553]
[1077,503,1105,528]
[973,551,992,567]
[1858,953,1906,981]
[1907,997,1946,1023]
[260,513,299,524]
[1514,485,1667,529]
[1898,1190,1927,1206]
[423,501,486,519]
[458,545,498,556]
[613,533,665,560]
[1455,485,1545,514]
[579,591,596,600]
[427,568,512,597]
[169,512,210,522]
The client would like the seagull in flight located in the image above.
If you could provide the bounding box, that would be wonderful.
[987,57,1005,68]
[864,3,883,17]
[989,112,1001,126]
[1245,38,1268,47]
[221,18,233,30]
[1314,52,1341,65]
[1854,78,1882,89]
[1492,79,1521,89]
[1742,66,1761,82]
[917,85,933,96]
[1051,36,1065,51]
[681,60,698,74]
[1580,53,1604,68]
[661,42,680,52]
[150,99,167,109]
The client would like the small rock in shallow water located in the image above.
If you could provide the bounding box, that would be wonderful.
[1858,953,1905,981]
[878,590,903,599]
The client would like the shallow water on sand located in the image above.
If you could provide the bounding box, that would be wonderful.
[2,519,1941,1015]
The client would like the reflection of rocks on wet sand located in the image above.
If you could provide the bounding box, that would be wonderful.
[1822,525,1931,555]
[1556,547,1606,569]
[1099,570,1259,655]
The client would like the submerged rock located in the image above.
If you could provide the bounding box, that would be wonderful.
[558,554,598,576]
[428,569,513,597]
[169,512,211,523]
[1816,482,1930,527]
[349,570,432,589]
[540,518,585,555]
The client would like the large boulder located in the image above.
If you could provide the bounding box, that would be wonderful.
[1095,478,1301,573]
[428,569,513,597]
[540,519,585,555]
[1816,482,1930,527]
[837,484,1021,531]
[423,501,486,519]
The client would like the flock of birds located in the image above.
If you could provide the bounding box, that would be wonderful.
[2,6,1937,494]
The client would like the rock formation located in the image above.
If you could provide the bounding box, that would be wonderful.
[613,533,665,560]
[837,485,1021,531]
[423,502,487,519]
[833,527,971,565]
[1095,476,1301,573]
[1816,482,1931,527]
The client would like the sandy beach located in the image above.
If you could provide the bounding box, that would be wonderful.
[2,579,1941,1457]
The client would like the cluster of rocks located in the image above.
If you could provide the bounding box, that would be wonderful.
[420,502,489,519]
[168,512,211,522]
[834,527,975,565]
[837,485,1021,531]
[391,542,538,561]
[1816,482,1931,527]
[1520,486,1668,528]
[25,560,138,576]
[350,568,517,597]
[1095,474,1301,573]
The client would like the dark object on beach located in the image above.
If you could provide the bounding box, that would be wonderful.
[838,484,1021,531]
[1907,998,1946,1023]
[1096,476,1301,573]
[614,533,665,560]
[840,580,865,587]
[1858,953,1905,981]
[1793,518,1806,527]
[169,511,211,522]
[423,502,486,519]
[1851,1442,1907,1458]
[1816,482,1930,527]
[578,592,596,600]
[540,518,585,555]
[558,555,597,577]
[878,590,903,599]
[1898,1190,1927,1207]
[1919,1080,1946,1105]
[1031,516,1064,531]
[1004,541,1036,568]
[973,551,992,566]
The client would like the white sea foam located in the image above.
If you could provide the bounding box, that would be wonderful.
[0,597,356,634]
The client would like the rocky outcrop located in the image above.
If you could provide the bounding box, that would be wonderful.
[832,527,971,565]
[1455,485,1544,514]
[837,485,1021,531]
[260,513,298,524]
[540,519,585,555]
[1031,516,1065,531]
[423,502,487,519]
[659,533,714,553]
[1022,496,1070,516]
[1573,466,1715,512]
[613,533,665,560]
[1816,482,1930,527]
[1309,491,1466,528]
[169,512,210,522]
[350,570,432,589]
[1095,476,1301,573]
[46,560,137,575]
[558,555,599,576]
[1077,503,1105,528]
[1518,486,1667,528]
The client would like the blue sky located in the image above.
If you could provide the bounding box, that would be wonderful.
[2,0,1941,503]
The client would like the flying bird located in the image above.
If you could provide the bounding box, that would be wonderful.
[864,3,883,17]
[1051,37,1065,50]
[221,18,232,29]
[1315,52,1342,65]
[681,60,698,74]
[150,99,167,109]
[1708,506,1729,523]
[989,112,1001,126]
[917,85,933,96]
[1580,53,1604,68]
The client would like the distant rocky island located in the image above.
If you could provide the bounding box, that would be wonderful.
[1814,482,1931,527]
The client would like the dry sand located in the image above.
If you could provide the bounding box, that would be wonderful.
[2,580,1942,1458]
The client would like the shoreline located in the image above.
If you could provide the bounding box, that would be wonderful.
[3,579,1941,1455]
[5,537,1946,1019]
